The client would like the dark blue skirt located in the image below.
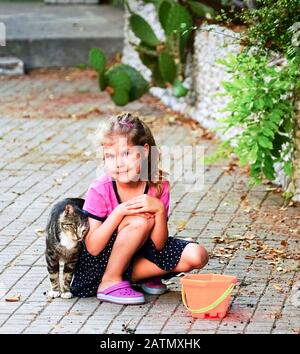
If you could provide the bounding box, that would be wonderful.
[70,230,198,298]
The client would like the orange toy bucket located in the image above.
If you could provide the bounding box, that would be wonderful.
[180,274,237,319]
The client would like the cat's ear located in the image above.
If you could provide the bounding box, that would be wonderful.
[64,204,74,216]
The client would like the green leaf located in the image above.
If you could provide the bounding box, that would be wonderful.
[215,58,230,66]
[283,117,293,133]
[89,48,107,73]
[187,0,215,18]
[249,143,258,162]
[165,4,193,36]
[172,79,188,97]
[283,161,293,176]
[264,95,273,108]
[262,126,275,138]
[107,64,149,101]
[106,68,131,92]
[117,64,149,100]
[158,51,177,84]
[111,88,130,106]
[239,154,249,167]
[262,156,275,180]
[270,110,282,123]
[255,97,266,110]
[129,14,160,47]
[152,61,167,88]
[258,135,273,149]
[158,0,172,31]
[98,72,107,91]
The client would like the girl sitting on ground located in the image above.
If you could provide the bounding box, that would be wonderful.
[70,112,209,304]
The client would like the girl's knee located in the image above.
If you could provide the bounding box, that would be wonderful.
[185,244,209,270]
[118,214,154,233]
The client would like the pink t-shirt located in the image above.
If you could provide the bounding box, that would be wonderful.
[82,173,170,222]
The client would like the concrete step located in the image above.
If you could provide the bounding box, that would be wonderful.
[0,3,124,69]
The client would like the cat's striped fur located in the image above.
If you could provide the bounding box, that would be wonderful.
[45,198,89,299]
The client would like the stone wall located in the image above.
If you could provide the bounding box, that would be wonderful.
[282,97,300,201]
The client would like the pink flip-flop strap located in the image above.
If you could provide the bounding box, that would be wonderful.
[99,281,131,295]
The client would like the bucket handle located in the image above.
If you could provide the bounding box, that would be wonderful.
[181,283,235,314]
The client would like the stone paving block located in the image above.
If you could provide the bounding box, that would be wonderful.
[244,321,274,334]
[160,325,189,334]
[78,323,112,334]
[50,298,99,334]
[135,316,169,333]
[0,325,28,334]
[23,324,53,334]
[188,329,217,334]
[217,329,243,334]
[106,315,141,334]
[14,302,45,315]
[0,314,10,325]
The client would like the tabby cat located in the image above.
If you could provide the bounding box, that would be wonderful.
[45,198,89,299]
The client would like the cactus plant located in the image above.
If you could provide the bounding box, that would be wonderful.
[106,68,131,105]
[158,0,172,31]
[172,78,189,97]
[126,0,192,96]
[89,48,149,106]
[89,0,220,101]
[187,0,216,19]
[129,14,161,47]
[158,51,177,84]
[89,48,106,73]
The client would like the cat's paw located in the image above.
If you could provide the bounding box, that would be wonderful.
[61,291,73,299]
[47,290,61,298]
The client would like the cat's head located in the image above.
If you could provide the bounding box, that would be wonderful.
[59,204,89,242]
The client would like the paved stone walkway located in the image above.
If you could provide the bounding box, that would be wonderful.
[0,68,299,334]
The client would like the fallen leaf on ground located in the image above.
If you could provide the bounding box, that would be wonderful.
[272,284,284,293]
[280,240,288,247]
[271,312,282,320]
[35,229,44,237]
[176,220,188,232]
[276,266,288,273]
[5,295,21,302]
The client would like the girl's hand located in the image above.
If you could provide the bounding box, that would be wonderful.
[132,212,154,219]
[114,201,155,219]
[124,194,164,214]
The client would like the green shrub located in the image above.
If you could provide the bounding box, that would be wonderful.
[210,0,300,190]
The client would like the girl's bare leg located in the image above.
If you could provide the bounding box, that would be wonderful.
[130,243,209,283]
[98,215,155,292]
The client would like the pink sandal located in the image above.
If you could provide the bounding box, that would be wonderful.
[97,280,145,305]
[140,277,167,295]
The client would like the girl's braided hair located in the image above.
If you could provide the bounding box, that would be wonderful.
[100,112,169,199]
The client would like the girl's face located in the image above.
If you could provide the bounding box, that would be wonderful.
[103,135,149,183]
